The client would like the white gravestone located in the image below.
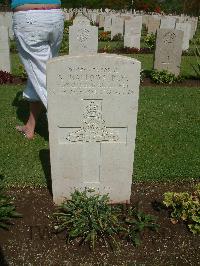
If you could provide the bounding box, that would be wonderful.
[47,54,141,204]
[111,16,124,39]
[104,15,112,32]
[154,29,183,76]
[176,22,191,51]
[69,21,98,55]
[147,16,161,34]
[124,16,142,49]
[0,26,11,72]
[160,17,176,29]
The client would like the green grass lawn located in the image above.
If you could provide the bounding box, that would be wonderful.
[3,22,200,187]
[0,85,200,187]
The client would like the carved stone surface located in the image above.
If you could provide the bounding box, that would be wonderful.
[160,17,176,29]
[124,16,142,49]
[154,29,183,76]
[69,19,98,55]
[176,22,191,51]
[47,54,141,204]
[111,16,124,39]
[0,26,10,72]
[147,16,160,34]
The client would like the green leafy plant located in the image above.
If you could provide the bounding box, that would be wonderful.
[53,189,159,250]
[144,33,156,50]
[191,46,200,78]
[163,184,200,234]
[18,64,27,79]
[123,207,159,246]
[150,69,183,84]
[0,187,22,230]
[53,189,121,250]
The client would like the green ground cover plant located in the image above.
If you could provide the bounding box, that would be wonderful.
[150,69,183,84]
[0,183,21,229]
[53,189,158,250]
[163,184,200,234]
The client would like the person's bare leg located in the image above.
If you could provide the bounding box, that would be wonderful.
[16,101,43,139]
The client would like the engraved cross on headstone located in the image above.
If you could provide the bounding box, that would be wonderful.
[58,99,127,185]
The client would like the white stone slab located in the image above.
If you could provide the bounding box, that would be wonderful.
[154,29,183,76]
[124,16,142,49]
[69,23,98,55]
[104,15,112,32]
[160,17,176,29]
[176,22,191,51]
[47,54,141,204]
[0,26,10,72]
[147,16,160,34]
[111,16,124,39]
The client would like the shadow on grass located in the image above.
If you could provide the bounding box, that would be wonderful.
[12,91,49,141]
[0,247,9,266]
[39,149,52,196]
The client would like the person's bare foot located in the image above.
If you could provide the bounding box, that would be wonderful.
[16,125,35,140]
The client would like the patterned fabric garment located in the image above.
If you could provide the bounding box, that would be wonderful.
[13,9,64,108]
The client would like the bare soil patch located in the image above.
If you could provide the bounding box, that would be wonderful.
[1,181,199,265]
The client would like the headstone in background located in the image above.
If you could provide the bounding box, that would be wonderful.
[73,14,90,25]
[99,14,105,28]
[69,20,98,55]
[147,16,161,34]
[111,16,124,39]
[104,15,112,32]
[154,29,183,76]
[0,12,14,40]
[0,26,11,73]
[47,54,141,204]
[124,16,142,49]
[176,22,191,51]
[160,17,176,29]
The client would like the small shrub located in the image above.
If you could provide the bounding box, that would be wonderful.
[18,64,27,79]
[98,31,111,41]
[53,189,159,250]
[163,184,200,234]
[150,69,183,84]
[112,33,123,41]
[0,187,22,230]
[122,207,159,246]
[144,33,156,50]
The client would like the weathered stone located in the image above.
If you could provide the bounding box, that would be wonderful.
[47,54,141,204]
[154,29,183,76]
[69,21,98,55]
[176,22,191,51]
[0,26,10,72]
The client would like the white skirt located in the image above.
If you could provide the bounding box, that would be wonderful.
[13,9,64,108]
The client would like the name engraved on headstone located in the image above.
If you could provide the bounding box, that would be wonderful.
[52,66,135,96]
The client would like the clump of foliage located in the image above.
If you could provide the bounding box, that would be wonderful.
[122,206,159,246]
[192,46,200,78]
[53,188,158,250]
[59,20,73,54]
[144,33,156,50]
[98,31,111,42]
[112,33,123,41]
[163,184,200,234]
[18,64,27,79]
[0,186,22,230]
[150,69,183,84]
[0,70,14,84]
